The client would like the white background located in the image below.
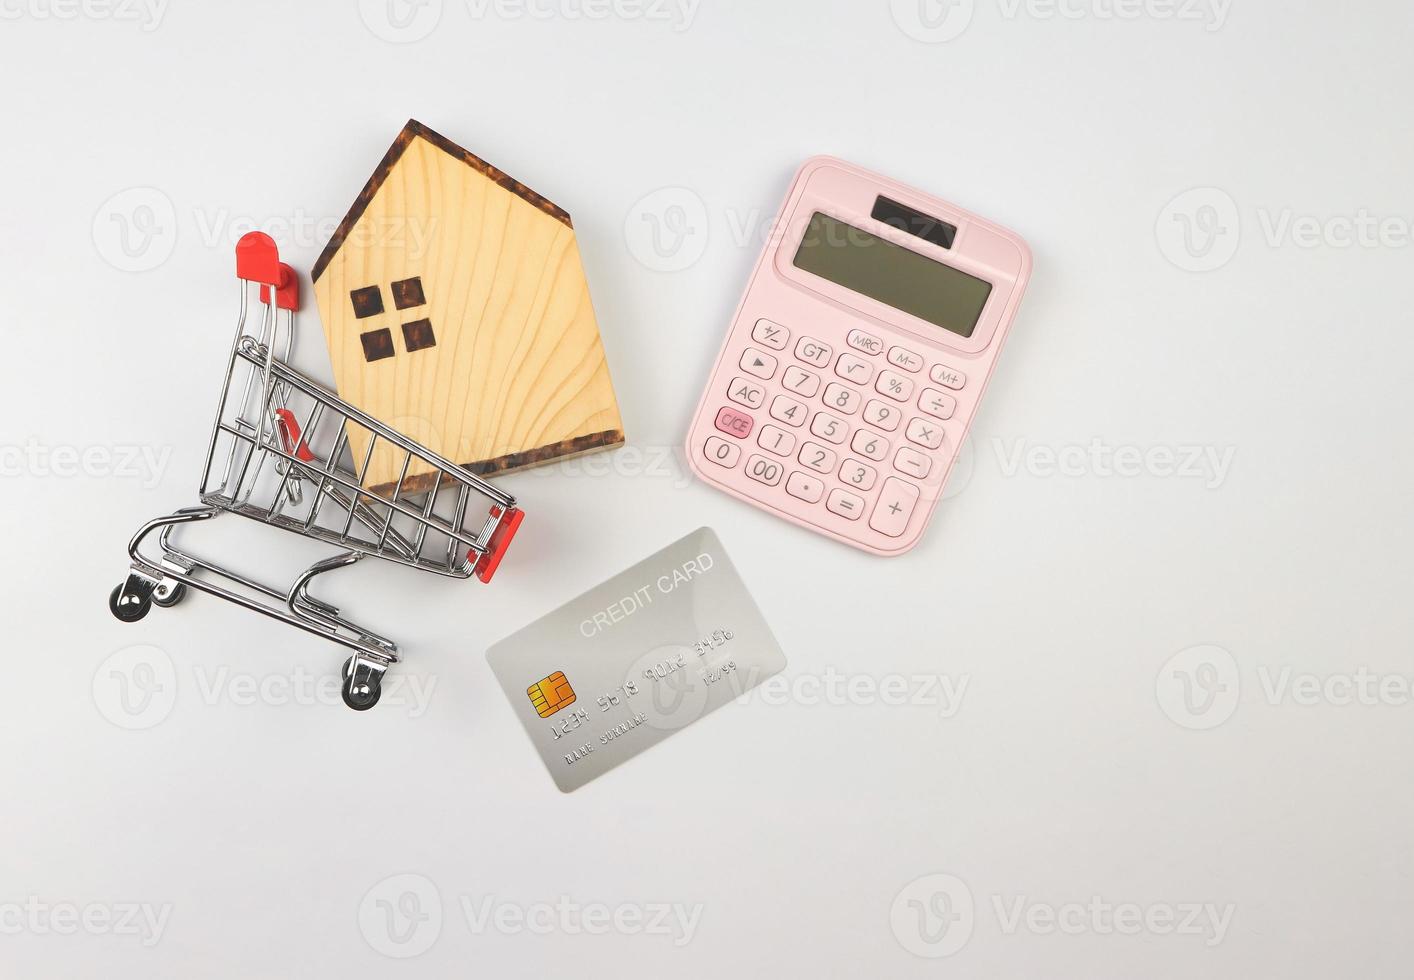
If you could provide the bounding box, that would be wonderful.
[3,0,1412,976]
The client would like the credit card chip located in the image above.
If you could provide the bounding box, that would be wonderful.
[527,671,576,718]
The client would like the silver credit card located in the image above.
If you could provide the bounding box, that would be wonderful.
[487,527,787,792]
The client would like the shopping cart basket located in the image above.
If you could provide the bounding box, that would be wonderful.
[109,232,524,710]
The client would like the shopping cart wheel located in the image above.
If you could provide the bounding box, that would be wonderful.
[108,583,151,623]
[341,657,382,711]
[152,581,188,608]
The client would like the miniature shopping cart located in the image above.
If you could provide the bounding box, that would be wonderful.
[109,232,524,710]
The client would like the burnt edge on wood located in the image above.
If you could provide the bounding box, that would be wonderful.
[371,428,626,498]
[311,118,573,283]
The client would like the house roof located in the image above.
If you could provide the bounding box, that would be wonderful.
[311,118,573,283]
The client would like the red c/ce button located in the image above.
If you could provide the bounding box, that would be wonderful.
[715,406,754,439]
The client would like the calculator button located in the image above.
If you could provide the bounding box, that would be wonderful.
[782,365,820,397]
[930,364,967,390]
[862,399,902,432]
[795,337,833,368]
[822,383,861,415]
[888,346,923,373]
[827,488,864,521]
[798,441,838,475]
[757,424,796,457]
[919,388,957,420]
[703,436,742,468]
[786,471,825,503]
[851,430,890,461]
[869,478,920,537]
[714,406,754,439]
[846,328,884,356]
[744,454,785,487]
[769,395,807,427]
[727,378,765,409]
[740,348,778,380]
[893,446,931,480]
[905,417,944,450]
[835,353,875,385]
[752,318,790,351]
[876,370,914,402]
[809,412,849,445]
[839,458,878,491]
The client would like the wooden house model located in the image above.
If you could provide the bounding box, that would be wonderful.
[312,119,624,494]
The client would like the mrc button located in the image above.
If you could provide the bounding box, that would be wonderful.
[714,406,755,438]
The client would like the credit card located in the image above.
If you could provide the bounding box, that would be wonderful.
[487,527,786,792]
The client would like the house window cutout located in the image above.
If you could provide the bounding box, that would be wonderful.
[402,318,437,352]
[360,328,395,362]
[391,276,426,310]
[350,285,384,319]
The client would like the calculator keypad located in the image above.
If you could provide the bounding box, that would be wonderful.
[699,313,972,545]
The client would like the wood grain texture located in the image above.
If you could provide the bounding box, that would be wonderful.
[312,121,624,493]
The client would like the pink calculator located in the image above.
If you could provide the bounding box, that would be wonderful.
[685,157,1032,556]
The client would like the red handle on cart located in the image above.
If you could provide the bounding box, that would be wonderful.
[274,409,315,462]
[235,231,281,286]
[260,263,301,312]
[473,506,524,584]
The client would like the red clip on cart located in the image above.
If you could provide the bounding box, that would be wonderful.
[110,233,524,710]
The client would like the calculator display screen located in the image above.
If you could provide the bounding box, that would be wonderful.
[792,212,992,337]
